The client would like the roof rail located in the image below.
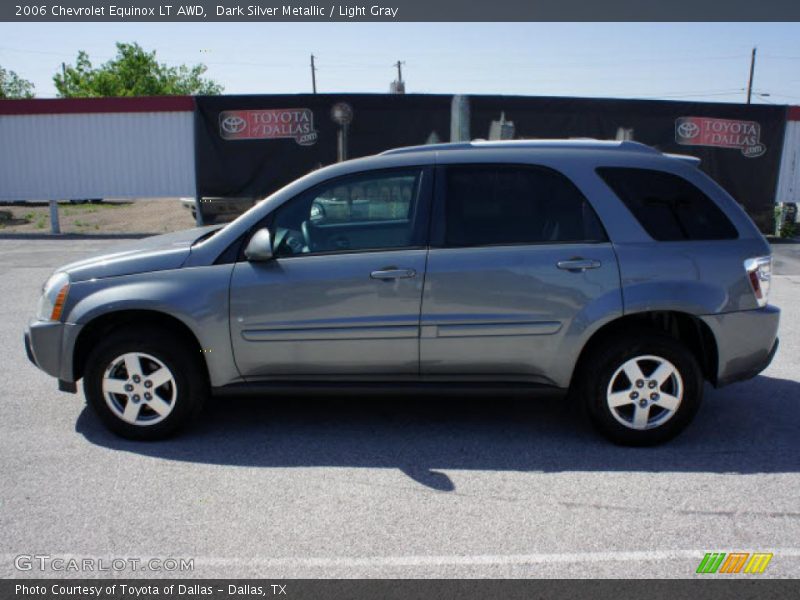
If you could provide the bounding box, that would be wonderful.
[380,139,662,156]
[664,152,702,166]
[380,142,472,155]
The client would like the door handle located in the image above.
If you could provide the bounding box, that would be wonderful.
[556,258,602,271]
[370,267,417,280]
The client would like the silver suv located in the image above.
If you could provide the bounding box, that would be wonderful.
[25,140,780,445]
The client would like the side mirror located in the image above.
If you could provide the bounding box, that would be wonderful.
[244,228,273,262]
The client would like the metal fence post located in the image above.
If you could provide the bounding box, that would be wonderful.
[49,200,61,234]
[194,196,205,227]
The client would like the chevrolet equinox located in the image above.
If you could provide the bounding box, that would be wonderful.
[25,140,780,445]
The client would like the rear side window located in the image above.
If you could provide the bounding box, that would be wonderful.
[597,168,738,241]
[443,165,607,247]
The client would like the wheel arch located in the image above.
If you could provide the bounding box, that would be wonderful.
[571,310,719,390]
[72,309,208,383]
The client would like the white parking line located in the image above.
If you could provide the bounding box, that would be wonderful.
[189,548,800,568]
[7,549,800,570]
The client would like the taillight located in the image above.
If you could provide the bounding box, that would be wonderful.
[744,256,772,308]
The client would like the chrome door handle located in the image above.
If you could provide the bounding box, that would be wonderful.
[370,268,416,280]
[556,258,601,271]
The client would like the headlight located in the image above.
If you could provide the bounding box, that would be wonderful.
[36,272,70,322]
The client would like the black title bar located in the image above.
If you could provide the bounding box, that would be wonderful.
[3,0,800,22]
[4,579,800,600]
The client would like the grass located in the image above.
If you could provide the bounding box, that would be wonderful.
[1,199,187,235]
[6,201,126,232]
[63,204,106,216]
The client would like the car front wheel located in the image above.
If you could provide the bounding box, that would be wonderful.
[83,327,207,440]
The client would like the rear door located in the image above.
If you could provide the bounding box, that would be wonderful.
[229,167,432,380]
[420,164,622,385]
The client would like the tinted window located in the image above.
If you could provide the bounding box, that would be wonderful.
[597,168,738,241]
[272,169,422,257]
[444,165,607,247]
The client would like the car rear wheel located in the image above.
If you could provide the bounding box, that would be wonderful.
[581,333,703,446]
[83,328,207,440]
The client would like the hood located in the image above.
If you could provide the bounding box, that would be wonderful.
[58,226,222,282]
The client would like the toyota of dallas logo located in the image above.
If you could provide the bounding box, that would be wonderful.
[219,108,319,145]
[675,116,766,158]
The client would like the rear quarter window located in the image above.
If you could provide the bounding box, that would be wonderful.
[597,167,738,241]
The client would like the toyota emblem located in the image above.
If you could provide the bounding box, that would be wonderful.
[677,121,700,139]
[221,115,247,134]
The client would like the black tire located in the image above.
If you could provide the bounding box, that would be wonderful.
[580,332,703,446]
[83,327,208,440]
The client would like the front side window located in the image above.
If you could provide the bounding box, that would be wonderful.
[597,167,738,241]
[443,165,607,247]
[271,169,423,257]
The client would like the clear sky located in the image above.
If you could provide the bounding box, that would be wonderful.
[1,22,799,104]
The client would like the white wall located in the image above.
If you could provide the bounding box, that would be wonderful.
[0,111,196,201]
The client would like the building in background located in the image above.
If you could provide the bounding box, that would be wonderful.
[2,93,798,233]
[0,97,196,202]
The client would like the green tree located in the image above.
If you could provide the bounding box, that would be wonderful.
[54,42,223,97]
[0,65,35,98]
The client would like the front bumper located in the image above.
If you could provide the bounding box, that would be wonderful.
[25,319,80,386]
[701,304,781,387]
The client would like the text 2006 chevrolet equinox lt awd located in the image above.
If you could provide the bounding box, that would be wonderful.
[25,140,780,445]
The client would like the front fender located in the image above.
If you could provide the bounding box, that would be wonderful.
[64,264,239,387]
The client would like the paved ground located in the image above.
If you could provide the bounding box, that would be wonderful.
[0,238,798,579]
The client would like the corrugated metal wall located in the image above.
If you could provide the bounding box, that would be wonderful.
[0,111,195,200]
[776,115,800,204]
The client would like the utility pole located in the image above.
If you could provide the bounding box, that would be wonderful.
[746,47,757,104]
[310,54,317,94]
[390,60,405,94]
[61,62,67,94]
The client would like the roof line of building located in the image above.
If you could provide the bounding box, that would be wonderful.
[0,96,195,115]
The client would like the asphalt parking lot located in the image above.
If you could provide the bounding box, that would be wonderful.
[1,237,799,579]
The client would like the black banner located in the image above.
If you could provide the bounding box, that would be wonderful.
[4,579,800,600]
[467,95,787,232]
[194,93,786,232]
[194,93,451,198]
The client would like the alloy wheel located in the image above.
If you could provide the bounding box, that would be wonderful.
[605,354,684,430]
[101,352,178,426]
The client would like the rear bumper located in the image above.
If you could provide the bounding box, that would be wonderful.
[701,305,781,387]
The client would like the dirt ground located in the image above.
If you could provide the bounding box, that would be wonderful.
[0,199,198,235]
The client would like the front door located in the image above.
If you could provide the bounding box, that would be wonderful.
[230,167,432,380]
